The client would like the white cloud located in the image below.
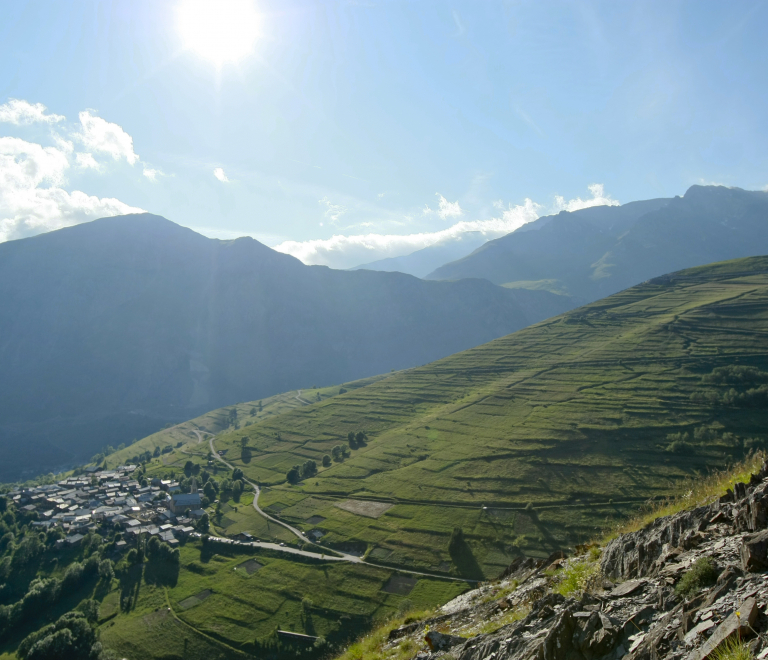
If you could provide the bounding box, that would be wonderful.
[319,196,346,223]
[553,183,619,212]
[143,167,162,182]
[213,167,229,182]
[423,193,463,220]
[0,99,65,125]
[75,111,139,165]
[276,197,541,268]
[75,152,100,170]
[0,136,143,243]
[274,185,618,269]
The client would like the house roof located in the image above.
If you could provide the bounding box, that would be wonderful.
[171,493,201,505]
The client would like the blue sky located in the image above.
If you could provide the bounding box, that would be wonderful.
[1,0,767,268]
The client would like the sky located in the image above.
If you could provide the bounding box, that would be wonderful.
[1,0,767,269]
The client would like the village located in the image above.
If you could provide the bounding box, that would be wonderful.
[6,465,207,551]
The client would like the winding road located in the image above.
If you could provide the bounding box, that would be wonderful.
[205,429,478,582]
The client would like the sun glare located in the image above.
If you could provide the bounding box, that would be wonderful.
[177,0,260,65]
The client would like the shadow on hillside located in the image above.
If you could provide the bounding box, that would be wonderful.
[144,559,179,587]
[119,563,143,611]
[448,536,484,580]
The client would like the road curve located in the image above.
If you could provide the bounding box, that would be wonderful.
[207,433,477,581]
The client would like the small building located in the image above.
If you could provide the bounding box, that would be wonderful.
[65,533,84,546]
[170,493,202,515]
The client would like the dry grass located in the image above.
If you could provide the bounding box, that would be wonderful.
[599,450,766,544]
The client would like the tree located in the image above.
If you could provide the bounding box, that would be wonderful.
[258,400,263,412]
[196,513,210,533]
[356,431,367,446]
[301,460,317,479]
[153,446,161,458]
[347,431,357,449]
[286,467,300,484]
[203,481,217,501]
[232,480,243,501]
[97,559,114,582]
[331,445,343,461]
[240,436,248,448]
[184,460,194,476]
[232,468,244,481]
[20,611,99,660]
[322,454,331,467]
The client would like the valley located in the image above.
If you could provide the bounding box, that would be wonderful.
[4,255,768,659]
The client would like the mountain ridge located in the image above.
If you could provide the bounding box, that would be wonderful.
[426,186,768,305]
[0,213,570,479]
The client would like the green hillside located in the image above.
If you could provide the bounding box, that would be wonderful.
[176,255,768,578]
[5,256,768,660]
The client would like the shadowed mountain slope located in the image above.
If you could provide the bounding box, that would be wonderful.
[427,186,768,305]
[0,213,570,479]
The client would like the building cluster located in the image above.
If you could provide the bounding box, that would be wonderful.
[7,465,205,550]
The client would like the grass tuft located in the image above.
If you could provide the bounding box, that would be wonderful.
[553,559,600,597]
[711,636,754,660]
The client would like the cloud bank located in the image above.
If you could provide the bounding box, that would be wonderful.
[0,99,65,125]
[274,185,618,269]
[0,100,145,243]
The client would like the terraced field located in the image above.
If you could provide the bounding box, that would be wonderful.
[197,257,768,576]
[95,540,465,659]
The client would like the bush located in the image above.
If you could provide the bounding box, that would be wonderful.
[676,557,718,597]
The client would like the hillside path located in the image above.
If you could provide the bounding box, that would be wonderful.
[207,435,477,582]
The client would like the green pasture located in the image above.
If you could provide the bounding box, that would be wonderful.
[99,540,467,659]
[204,256,768,573]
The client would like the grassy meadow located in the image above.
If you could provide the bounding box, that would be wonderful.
[97,539,465,659]
[195,256,768,576]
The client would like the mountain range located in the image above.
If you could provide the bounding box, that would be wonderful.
[0,214,569,479]
[351,231,489,279]
[427,186,768,305]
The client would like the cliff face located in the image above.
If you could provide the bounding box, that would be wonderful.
[382,460,768,660]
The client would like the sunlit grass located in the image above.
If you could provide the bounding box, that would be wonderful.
[335,609,434,660]
[599,450,766,544]
[711,636,754,660]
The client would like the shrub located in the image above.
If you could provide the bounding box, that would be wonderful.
[676,557,718,597]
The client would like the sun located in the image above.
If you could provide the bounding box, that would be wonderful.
[177,0,260,65]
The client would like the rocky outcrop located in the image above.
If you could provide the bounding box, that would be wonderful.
[384,460,768,660]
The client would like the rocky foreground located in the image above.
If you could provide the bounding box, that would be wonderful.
[384,461,768,660]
